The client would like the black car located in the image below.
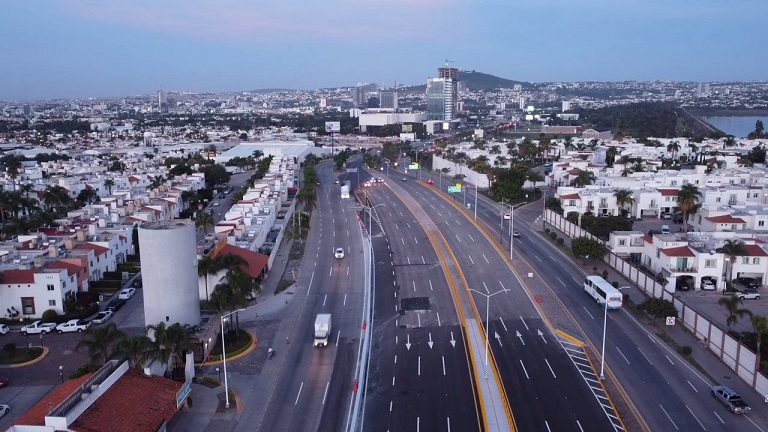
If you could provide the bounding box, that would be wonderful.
[107,298,126,312]
[132,278,142,288]
[738,277,760,289]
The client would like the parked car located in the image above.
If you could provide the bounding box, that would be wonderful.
[737,290,761,300]
[0,377,9,388]
[661,212,672,219]
[92,310,113,324]
[0,404,9,418]
[0,324,9,335]
[701,277,716,290]
[20,320,56,335]
[737,277,760,289]
[711,385,751,414]
[118,288,136,300]
[56,319,91,334]
[107,298,126,312]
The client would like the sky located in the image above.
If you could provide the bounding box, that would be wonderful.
[1,0,766,101]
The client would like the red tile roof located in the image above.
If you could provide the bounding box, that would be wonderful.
[567,168,583,175]
[214,243,269,278]
[14,374,93,426]
[657,188,679,196]
[70,369,183,432]
[47,260,82,277]
[643,235,653,244]
[74,243,110,256]
[660,246,696,257]
[560,193,581,200]
[744,244,768,257]
[1,269,36,284]
[706,215,746,224]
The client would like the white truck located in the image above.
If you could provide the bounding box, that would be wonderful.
[340,180,351,199]
[313,314,332,347]
[56,319,91,334]
[20,320,56,335]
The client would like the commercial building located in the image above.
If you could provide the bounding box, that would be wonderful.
[379,91,398,110]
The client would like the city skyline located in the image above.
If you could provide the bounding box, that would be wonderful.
[1,0,766,101]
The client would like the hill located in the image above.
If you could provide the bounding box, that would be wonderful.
[399,70,530,93]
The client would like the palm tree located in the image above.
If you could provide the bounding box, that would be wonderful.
[717,295,753,331]
[104,179,115,195]
[218,253,248,272]
[198,255,220,301]
[667,140,681,160]
[720,239,748,289]
[296,186,317,210]
[43,185,72,214]
[752,315,768,375]
[195,211,215,235]
[620,167,633,177]
[117,335,158,370]
[614,189,635,217]
[526,170,544,192]
[76,323,126,366]
[605,146,619,167]
[724,136,737,147]
[1,155,22,191]
[146,322,192,373]
[677,184,702,233]
[571,170,596,187]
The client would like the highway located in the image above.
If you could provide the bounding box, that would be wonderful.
[355,162,482,432]
[253,161,365,432]
[378,174,617,431]
[408,164,766,432]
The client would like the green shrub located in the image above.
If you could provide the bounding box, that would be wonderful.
[681,346,692,356]
[612,281,620,288]
[601,270,609,280]
[638,297,678,319]
[549,232,557,240]
[544,228,550,233]
[3,343,16,354]
[593,266,599,273]
[556,238,564,246]
[41,309,59,323]
[102,271,123,281]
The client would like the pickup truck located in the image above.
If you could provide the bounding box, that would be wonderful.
[56,319,91,334]
[20,320,56,335]
[711,385,751,414]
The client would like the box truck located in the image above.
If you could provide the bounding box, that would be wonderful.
[314,314,332,347]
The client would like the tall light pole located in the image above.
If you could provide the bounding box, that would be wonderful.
[468,289,505,380]
[600,287,628,379]
[221,308,246,409]
[474,184,478,220]
[365,203,386,237]
[541,187,547,230]
[59,365,64,383]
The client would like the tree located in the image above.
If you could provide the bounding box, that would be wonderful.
[104,179,115,195]
[571,236,607,261]
[76,188,99,205]
[76,323,126,366]
[146,322,192,373]
[638,298,678,320]
[526,170,544,191]
[296,186,317,210]
[198,164,231,189]
[720,239,748,289]
[117,336,158,370]
[677,184,701,233]
[667,140,681,160]
[198,255,220,302]
[0,155,22,191]
[195,212,215,235]
[718,295,753,331]
[43,185,72,214]
[570,170,596,187]
[613,189,635,217]
[752,315,768,374]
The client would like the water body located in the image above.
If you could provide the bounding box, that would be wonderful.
[701,116,766,138]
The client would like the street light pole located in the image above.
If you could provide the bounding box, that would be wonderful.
[59,365,63,383]
[474,184,478,220]
[221,308,246,409]
[600,297,608,380]
[542,188,546,230]
[468,289,505,380]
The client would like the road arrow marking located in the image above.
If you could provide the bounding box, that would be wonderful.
[495,332,503,346]
[428,333,434,349]
[449,332,456,347]
[537,329,547,344]
[516,330,525,346]
[406,334,411,351]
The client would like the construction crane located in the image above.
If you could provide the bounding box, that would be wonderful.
[444,58,454,68]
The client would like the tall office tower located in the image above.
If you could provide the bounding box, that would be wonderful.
[426,78,455,121]
[438,67,459,81]
[562,101,571,112]
[513,84,522,91]
[519,96,525,110]
[696,83,703,97]
[319,97,330,108]
[352,85,367,107]
[704,83,711,96]
[380,91,398,110]
[158,90,167,110]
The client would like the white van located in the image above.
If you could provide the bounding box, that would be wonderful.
[661,225,671,234]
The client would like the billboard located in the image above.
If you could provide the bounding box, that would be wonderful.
[408,163,419,170]
[325,121,341,133]
[402,124,413,133]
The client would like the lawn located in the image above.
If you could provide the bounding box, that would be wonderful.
[0,346,44,365]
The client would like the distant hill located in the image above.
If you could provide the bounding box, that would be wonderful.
[246,88,296,93]
[399,70,530,93]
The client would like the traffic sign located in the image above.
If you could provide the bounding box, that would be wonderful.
[666,317,676,326]
[346,168,358,173]
[349,205,364,212]
[448,186,462,193]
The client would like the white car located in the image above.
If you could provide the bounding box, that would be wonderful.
[737,290,761,300]
[0,324,9,335]
[212,202,220,207]
[503,213,511,220]
[334,248,345,259]
[118,288,136,300]
[701,279,716,290]
[56,319,91,334]
[0,405,9,418]
[92,310,113,324]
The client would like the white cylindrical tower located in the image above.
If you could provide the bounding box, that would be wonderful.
[139,220,200,327]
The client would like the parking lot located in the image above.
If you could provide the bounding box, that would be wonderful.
[630,214,685,236]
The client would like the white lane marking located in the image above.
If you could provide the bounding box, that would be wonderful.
[483,281,489,294]
[336,331,341,346]
[572,277,581,285]
[329,267,333,276]
[323,294,327,306]
[685,405,706,431]
[556,276,566,287]
[640,351,654,365]
[401,238,405,245]
[346,267,349,276]
[535,255,543,263]
[659,404,679,430]
[499,317,508,331]
[422,256,426,264]
[307,271,315,295]
[392,376,395,386]
[647,333,657,344]
[616,347,631,364]
[519,360,530,379]
[447,417,451,432]
[576,420,585,432]
[414,237,418,244]
[665,355,675,365]
[687,380,698,393]
[395,224,399,230]
[713,412,724,424]
[429,280,433,291]
[519,317,529,331]
[455,234,462,243]
[442,356,446,376]
[468,255,475,265]
[545,359,557,378]
[390,401,393,412]
[406,222,411,229]
[322,381,330,404]
[407,257,411,265]
[294,382,304,405]
[394,354,397,364]
[437,313,441,327]
[582,307,595,320]
[417,313,421,328]
[467,234,475,242]
[499,281,506,291]
[418,356,421,376]
[483,254,489,263]
[343,293,347,306]
[413,281,416,292]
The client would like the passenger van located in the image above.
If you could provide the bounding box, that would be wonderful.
[661,225,671,234]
